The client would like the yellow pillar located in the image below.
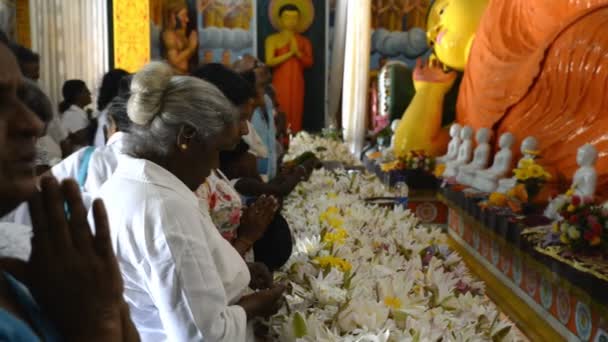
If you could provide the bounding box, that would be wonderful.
[113,0,151,72]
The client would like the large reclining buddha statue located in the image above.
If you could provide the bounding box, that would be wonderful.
[394,0,608,193]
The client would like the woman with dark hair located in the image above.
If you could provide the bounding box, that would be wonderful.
[94,69,129,147]
[59,79,92,148]
[193,63,293,270]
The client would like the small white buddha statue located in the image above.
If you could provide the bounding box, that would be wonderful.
[545,144,598,219]
[437,123,462,164]
[495,136,539,194]
[443,126,473,178]
[456,128,492,186]
[471,132,514,192]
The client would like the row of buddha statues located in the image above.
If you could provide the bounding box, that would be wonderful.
[437,124,598,219]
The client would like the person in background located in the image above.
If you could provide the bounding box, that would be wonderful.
[97,61,284,341]
[10,43,72,156]
[59,79,92,148]
[0,36,139,341]
[235,56,279,181]
[192,63,288,269]
[94,69,129,147]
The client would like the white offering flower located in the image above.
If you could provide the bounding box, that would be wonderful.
[337,299,390,333]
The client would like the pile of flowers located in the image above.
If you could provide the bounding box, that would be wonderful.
[285,132,360,166]
[512,158,552,200]
[380,150,435,173]
[271,166,521,340]
[483,158,552,212]
[552,194,608,252]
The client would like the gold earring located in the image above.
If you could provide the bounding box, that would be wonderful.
[180,144,188,150]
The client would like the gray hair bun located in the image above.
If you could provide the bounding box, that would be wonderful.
[127,62,173,125]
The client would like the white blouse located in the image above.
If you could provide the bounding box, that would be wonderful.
[51,132,127,209]
[96,155,252,342]
[60,105,89,134]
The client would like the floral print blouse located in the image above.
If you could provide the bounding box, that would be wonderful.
[196,170,243,243]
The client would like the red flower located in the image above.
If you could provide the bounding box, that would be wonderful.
[592,223,602,234]
[569,215,578,224]
[584,230,595,241]
[571,196,581,206]
[209,192,218,209]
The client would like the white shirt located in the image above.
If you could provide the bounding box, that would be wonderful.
[61,105,89,134]
[0,222,31,260]
[96,155,251,342]
[47,114,69,144]
[51,132,127,208]
[0,133,128,237]
[93,109,108,147]
[36,135,62,166]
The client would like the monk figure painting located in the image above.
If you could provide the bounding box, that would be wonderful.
[265,0,314,133]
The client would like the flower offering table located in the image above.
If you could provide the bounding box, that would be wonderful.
[439,185,608,342]
[271,133,528,341]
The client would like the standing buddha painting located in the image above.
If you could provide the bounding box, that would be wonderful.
[264,0,314,133]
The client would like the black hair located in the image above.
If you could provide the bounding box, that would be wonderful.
[240,70,257,89]
[118,74,134,98]
[219,138,250,164]
[97,69,129,111]
[279,4,300,16]
[10,44,39,64]
[21,79,52,123]
[106,96,131,133]
[59,79,87,113]
[192,63,255,106]
[0,30,9,45]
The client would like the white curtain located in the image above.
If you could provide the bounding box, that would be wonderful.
[327,0,347,128]
[341,0,371,156]
[29,0,109,110]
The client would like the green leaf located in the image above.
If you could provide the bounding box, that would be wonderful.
[492,326,512,342]
[292,312,308,338]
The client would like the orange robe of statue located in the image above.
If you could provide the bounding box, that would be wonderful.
[271,35,313,133]
[457,0,608,196]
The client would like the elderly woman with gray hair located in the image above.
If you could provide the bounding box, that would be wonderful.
[95,62,285,341]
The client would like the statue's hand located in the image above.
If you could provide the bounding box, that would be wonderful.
[290,36,301,57]
[412,58,457,93]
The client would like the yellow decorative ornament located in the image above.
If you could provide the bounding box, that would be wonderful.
[268,0,314,33]
[393,0,489,159]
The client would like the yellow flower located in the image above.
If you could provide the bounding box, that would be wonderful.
[323,228,349,246]
[488,193,507,206]
[313,256,352,272]
[434,164,446,177]
[565,188,575,197]
[383,296,402,310]
[567,204,576,212]
[519,159,534,168]
[552,223,560,233]
[327,192,338,199]
[514,169,529,181]
[560,234,570,244]
[567,226,581,240]
[529,165,544,178]
[381,160,402,172]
